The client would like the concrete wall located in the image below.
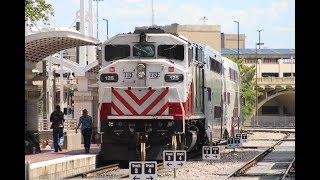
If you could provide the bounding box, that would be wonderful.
[245,60,295,78]
[176,25,221,51]
[221,33,246,48]
[27,155,97,179]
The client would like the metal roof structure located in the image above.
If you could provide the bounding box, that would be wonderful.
[25,30,100,62]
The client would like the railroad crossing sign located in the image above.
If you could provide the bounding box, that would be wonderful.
[129,161,157,180]
[227,138,241,148]
[241,133,248,142]
[202,146,220,160]
[163,150,186,168]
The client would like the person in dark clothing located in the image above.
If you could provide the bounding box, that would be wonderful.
[75,109,93,153]
[50,105,65,152]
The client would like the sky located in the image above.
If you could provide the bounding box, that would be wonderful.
[46,0,295,49]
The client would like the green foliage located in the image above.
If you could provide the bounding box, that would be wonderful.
[226,56,257,121]
[25,0,54,24]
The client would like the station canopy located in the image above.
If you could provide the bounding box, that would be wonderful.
[25,30,100,62]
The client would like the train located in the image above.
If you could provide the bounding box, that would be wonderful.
[97,28,242,162]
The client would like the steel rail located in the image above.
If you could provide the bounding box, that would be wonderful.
[64,163,120,178]
[224,133,291,179]
[119,150,202,178]
[280,157,295,180]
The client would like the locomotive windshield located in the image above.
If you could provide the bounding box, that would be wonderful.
[133,44,155,57]
[105,44,130,61]
[158,45,184,60]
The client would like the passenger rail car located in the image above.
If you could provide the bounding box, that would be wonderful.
[98,28,241,161]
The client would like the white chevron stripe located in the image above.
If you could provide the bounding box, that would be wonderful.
[111,89,168,115]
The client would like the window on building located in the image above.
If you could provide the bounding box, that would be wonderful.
[283,73,295,77]
[227,92,230,105]
[263,59,278,63]
[262,73,279,77]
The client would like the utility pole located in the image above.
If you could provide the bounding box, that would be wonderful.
[255,30,264,126]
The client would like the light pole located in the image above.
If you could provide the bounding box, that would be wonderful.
[234,21,239,60]
[93,0,104,39]
[257,29,263,49]
[255,39,264,126]
[103,18,108,39]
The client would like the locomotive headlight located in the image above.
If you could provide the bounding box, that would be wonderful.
[108,121,114,127]
[137,63,146,79]
[138,71,145,79]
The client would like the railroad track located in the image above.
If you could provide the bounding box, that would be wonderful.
[280,157,295,180]
[224,133,294,179]
[64,163,120,179]
[63,150,202,179]
[118,150,202,178]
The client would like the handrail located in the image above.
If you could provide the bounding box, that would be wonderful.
[38,118,77,130]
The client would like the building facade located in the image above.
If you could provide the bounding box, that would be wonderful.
[135,23,245,52]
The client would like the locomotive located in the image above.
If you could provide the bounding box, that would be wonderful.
[97,28,242,161]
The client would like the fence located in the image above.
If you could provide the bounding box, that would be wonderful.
[244,115,295,127]
[38,118,78,130]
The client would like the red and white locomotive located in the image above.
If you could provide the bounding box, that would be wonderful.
[98,28,241,161]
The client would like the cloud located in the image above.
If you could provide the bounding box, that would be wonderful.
[275,26,295,32]
[97,0,294,48]
[126,0,145,3]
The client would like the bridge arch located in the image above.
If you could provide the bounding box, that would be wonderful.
[258,90,295,110]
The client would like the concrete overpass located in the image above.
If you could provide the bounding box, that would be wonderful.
[252,77,295,127]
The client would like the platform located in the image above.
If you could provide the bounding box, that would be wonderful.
[25,144,101,180]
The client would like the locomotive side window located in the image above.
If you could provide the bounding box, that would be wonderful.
[210,57,222,74]
[105,44,130,61]
[158,45,184,60]
[133,44,155,57]
[207,87,211,101]
[214,106,222,118]
[188,47,193,66]
[195,47,198,61]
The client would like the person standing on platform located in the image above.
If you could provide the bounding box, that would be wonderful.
[75,109,93,153]
[50,105,65,152]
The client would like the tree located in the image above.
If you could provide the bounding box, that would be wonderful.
[226,56,258,123]
[25,0,54,24]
